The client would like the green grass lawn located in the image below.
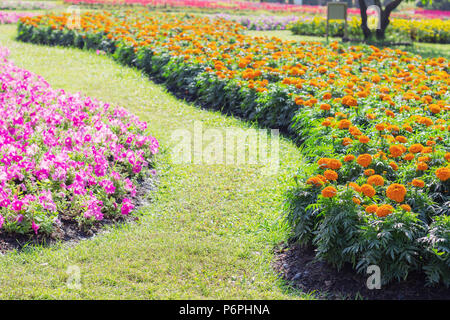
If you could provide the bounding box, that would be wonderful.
[0,24,312,299]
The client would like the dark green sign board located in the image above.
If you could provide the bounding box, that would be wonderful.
[327,2,348,41]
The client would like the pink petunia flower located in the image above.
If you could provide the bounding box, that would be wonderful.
[121,198,134,215]
[31,221,39,235]
[11,200,23,211]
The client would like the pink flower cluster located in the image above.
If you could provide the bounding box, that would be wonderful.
[0,46,159,236]
[0,1,57,10]
[0,11,38,24]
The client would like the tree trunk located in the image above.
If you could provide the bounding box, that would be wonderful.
[359,0,403,41]
[376,0,403,40]
[358,0,371,40]
[376,11,388,40]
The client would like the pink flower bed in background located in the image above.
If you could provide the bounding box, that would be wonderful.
[0,46,159,237]
[63,0,450,19]
[63,0,345,13]
[0,1,57,10]
[0,11,38,24]
[415,8,450,19]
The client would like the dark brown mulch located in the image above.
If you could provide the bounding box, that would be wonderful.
[0,214,136,254]
[273,241,450,300]
[0,174,157,254]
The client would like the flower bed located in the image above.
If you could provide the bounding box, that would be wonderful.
[64,0,330,13]
[16,10,449,286]
[62,0,450,20]
[290,16,450,44]
[0,11,38,24]
[211,14,298,31]
[0,46,159,238]
[0,1,57,10]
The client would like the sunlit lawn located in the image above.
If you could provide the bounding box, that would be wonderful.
[0,24,311,299]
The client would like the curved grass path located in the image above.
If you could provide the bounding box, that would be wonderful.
[0,25,309,299]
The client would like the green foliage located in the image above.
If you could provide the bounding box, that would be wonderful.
[419,215,450,287]
[285,183,322,245]
[348,209,426,284]
[313,189,363,269]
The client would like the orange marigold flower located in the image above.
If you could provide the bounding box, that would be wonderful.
[367,113,376,120]
[322,186,337,198]
[317,158,330,169]
[306,177,321,186]
[361,184,376,198]
[435,167,450,181]
[322,119,332,127]
[338,119,352,129]
[429,104,441,114]
[295,97,304,105]
[387,124,399,132]
[376,204,394,217]
[445,153,450,162]
[395,136,407,143]
[328,159,342,170]
[318,66,327,74]
[324,170,338,181]
[367,175,384,186]
[418,156,431,163]
[403,153,414,161]
[359,135,370,143]
[371,74,381,83]
[386,183,407,203]
[364,169,375,176]
[400,204,411,212]
[357,154,372,168]
[390,161,399,171]
[421,147,432,154]
[417,162,428,171]
[411,179,425,188]
[403,124,413,133]
[348,182,361,193]
[418,117,433,127]
[349,126,362,137]
[385,109,395,117]
[322,92,332,100]
[320,103,331,111]
[352,197,361,205]
[366,204,378,213]
[342,95,357,107]
[375,123,385,131]
[342,137,353,146]
[409,144,424,153]
[389,144,406,158]
[343,154,355,162]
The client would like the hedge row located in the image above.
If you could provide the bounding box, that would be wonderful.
[290,16,450,44]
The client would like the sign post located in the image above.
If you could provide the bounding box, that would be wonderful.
[326,2,348,42]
